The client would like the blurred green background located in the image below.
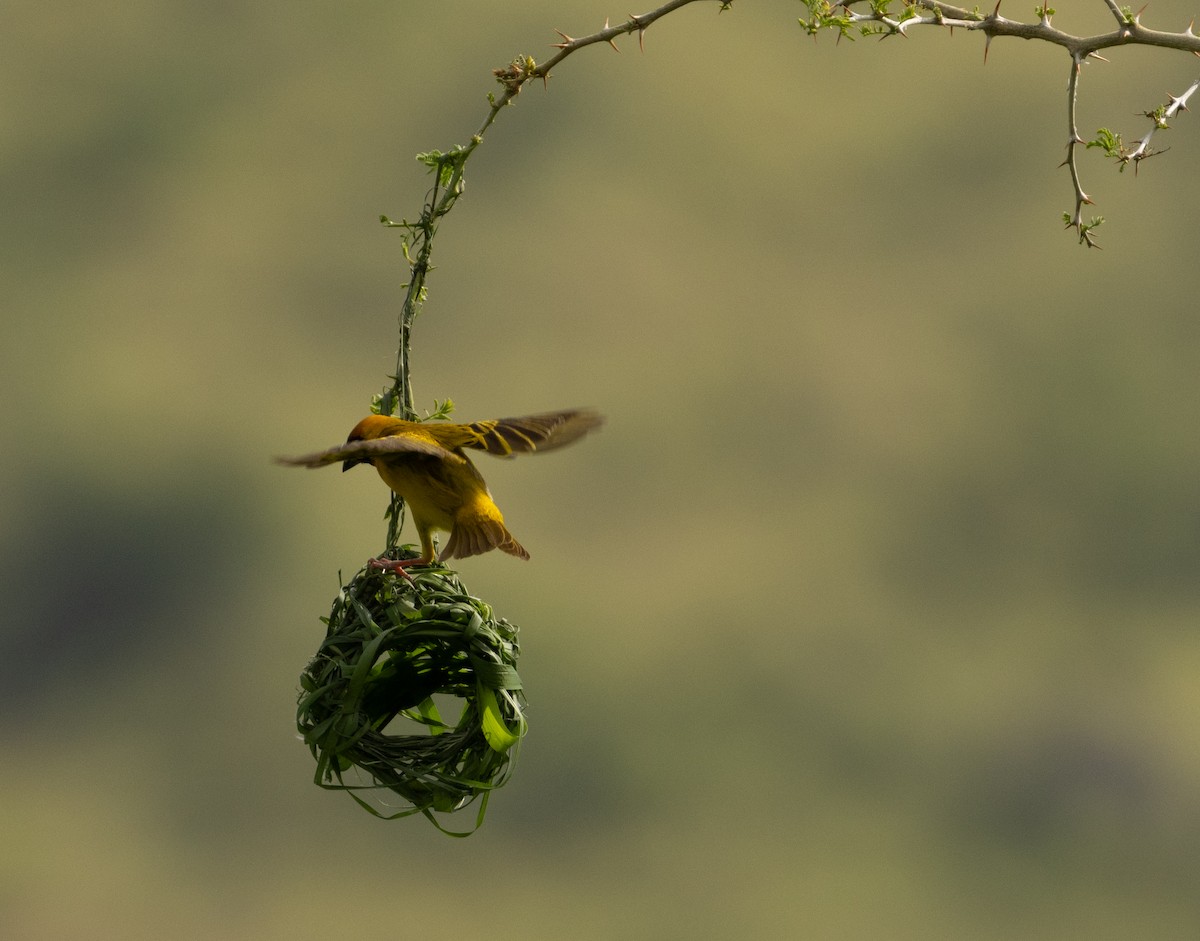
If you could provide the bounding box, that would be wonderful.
[4,1,1200,938]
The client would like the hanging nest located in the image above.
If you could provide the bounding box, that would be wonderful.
[297,547,527,834]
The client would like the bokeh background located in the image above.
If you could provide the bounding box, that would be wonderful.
[4,1,1200,938]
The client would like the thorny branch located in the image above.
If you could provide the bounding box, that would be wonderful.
[490,0,725,102]
[801,1,1200,245]
[1063,53,1101,247]
[380,0,725,409]
[1115,76,1200,163]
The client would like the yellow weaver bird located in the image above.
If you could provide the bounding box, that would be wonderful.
[277,408,603,577]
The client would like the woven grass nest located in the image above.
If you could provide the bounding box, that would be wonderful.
[297,547,527,833]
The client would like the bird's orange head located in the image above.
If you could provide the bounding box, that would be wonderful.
[340,415,396,472]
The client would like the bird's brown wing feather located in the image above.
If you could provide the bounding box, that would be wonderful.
[432,409,603,458]
[275,434,454,469]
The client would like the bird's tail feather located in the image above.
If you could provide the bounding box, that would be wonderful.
[441,513,529,561]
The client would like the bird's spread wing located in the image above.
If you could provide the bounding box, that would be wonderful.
[275,434,455,469]
[438,409,604,458]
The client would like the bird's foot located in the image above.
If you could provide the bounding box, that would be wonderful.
[368,555,431,585]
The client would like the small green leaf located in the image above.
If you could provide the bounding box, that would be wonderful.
[477,683,523,753]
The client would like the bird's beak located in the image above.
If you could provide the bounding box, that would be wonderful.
[342,458,365,472]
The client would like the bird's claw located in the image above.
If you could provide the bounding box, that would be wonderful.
[368,555,427,585]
